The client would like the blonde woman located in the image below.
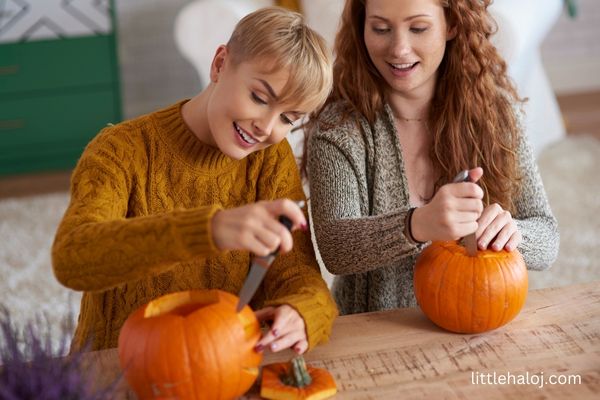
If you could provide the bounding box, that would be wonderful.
[53,7,337,354]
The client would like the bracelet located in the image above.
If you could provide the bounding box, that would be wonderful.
[404,207,425,245]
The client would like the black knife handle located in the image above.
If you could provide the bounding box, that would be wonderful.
[278,215,293,232]
[267,216,294,257]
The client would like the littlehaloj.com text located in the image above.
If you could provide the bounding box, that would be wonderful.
[471,371,581,389]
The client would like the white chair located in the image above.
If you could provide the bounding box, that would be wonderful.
[489,0,566,154]
[174,0,272,89]
[174,0,565,155]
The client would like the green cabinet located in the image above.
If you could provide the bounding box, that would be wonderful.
[0,1,122,175]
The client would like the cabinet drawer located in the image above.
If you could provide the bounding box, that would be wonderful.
[0,140,95,175]
[0,88,119,155]
[0,35,117,96]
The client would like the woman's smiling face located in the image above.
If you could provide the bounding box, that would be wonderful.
[205,46,308,160]
[364,0,454,99]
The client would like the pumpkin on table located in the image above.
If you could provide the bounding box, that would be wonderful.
[118,289,262,400]
[261,356,337,400]
[414,241,528,333]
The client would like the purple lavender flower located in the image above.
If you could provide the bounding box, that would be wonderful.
[0,307,118,400]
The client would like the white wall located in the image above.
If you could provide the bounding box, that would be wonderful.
[115,0,200,119]
[114,0,600,121]
[541,0,600,94]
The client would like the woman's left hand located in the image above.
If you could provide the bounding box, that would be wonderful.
[475,203,522,252]
[254,305,308,354]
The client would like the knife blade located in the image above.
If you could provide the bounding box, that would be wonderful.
[235,214,295,313]
[453,170,479,257]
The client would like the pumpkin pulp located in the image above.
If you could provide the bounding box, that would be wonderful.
[143,290,218,318]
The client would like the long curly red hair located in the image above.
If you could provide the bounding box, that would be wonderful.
[309,0,523,212]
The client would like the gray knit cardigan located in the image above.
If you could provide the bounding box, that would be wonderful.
[307,103,559,315]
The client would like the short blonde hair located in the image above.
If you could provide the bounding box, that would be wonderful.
[227,7,332,111]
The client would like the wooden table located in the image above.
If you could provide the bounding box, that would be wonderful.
[86,282,600,399]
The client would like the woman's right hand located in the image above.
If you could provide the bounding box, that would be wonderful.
[411,168,484,242]
[211,199,307,256]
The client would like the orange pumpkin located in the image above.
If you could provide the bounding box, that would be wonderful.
[414,241,528,333]
[261,356,337,400]
[118,289,262,400]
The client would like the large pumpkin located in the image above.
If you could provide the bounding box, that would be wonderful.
[414,241,528,333]
[118,289,262,399]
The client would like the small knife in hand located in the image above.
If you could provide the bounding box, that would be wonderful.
[235,215,294,313]
[453,170,479,257]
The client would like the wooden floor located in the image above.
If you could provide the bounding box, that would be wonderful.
[556,91,600,140]
[1,91,599,200]
[0,170,72,199]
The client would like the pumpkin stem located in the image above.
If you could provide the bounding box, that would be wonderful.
[279,356,312,388]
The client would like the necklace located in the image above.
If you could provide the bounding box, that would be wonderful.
[394,114,424,123]
[397,117,423,122]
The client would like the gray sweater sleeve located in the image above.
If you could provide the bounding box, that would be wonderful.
[307,125,420,276]
[308,104,558,275]
[513,134,560,270]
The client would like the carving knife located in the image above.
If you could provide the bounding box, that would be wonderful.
[236,201,305,312]
[453,170,479,257]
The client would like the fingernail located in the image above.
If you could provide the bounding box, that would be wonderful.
[271,343,278,351]
[271,328,279,337]
[492,243,501,251]
[479,241,487,249]
[294,346,301,354]
[300,223,308,232]
[255,344,264,352]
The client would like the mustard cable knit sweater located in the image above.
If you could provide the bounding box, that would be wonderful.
[52,100,337,351]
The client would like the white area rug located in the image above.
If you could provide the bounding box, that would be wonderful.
[530,135,600,288]
[0,191,79,349]
[0,136,598,348]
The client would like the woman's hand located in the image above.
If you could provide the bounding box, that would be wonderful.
[411,168,484,242]
[254,305,308,354]
[476,203,522,251]
[211,199,307,256]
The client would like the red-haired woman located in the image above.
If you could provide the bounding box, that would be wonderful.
[307,0,559,315]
